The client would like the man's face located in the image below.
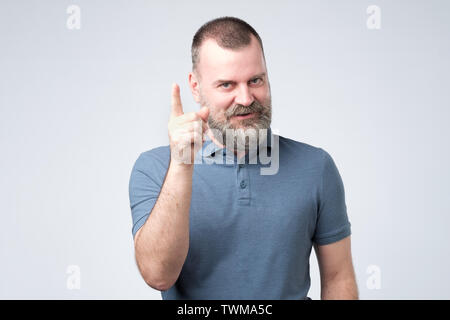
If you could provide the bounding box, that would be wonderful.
[193,35,272,148]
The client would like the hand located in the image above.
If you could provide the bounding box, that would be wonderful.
[168,83,209,166]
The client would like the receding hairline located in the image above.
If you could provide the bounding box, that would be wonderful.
[196,35,264,67]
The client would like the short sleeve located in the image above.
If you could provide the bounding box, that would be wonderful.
[128,149,169,238]
[312,150,351,245]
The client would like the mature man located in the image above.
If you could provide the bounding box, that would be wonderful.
[129,17,358,300]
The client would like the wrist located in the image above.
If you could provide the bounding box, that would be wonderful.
[169,159,194,173]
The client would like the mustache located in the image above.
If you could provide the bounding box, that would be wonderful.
[225,100,267,120]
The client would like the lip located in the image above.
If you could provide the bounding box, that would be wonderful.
[232,112,257,120]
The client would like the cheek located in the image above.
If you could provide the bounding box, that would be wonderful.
[255,87,271,104]
[210,94,234,117]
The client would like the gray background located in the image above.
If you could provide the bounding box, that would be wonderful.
[1,0,449,299]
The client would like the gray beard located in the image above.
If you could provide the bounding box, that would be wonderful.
[206,100,272,153]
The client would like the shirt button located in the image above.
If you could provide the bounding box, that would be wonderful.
[240,180,247,189]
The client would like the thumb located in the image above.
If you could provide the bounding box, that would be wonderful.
[196,106,209,122]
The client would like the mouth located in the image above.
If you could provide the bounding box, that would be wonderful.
[231,112,257,120]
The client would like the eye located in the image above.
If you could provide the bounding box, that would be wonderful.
[220,82,231,88]
[250,78,262,85]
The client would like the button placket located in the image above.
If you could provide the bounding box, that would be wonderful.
[237,163,250,205]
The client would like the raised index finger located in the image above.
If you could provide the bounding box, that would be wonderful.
[171,83,184,118]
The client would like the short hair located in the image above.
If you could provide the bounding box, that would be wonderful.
[191,16,265,72]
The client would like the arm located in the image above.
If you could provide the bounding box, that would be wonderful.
[134,161,193,291]
[133,83,209,291]
[313,235,359,300]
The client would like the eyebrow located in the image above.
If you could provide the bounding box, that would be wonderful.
[212,72,266,86]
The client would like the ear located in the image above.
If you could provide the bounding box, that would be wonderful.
[188,71,201,103]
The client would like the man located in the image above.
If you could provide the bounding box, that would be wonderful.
[129,17,358,300]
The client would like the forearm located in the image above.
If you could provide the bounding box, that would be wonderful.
[321,277,359,300]
[135,161,193,290]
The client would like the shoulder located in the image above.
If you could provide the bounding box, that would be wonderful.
[131,145,171,175]
[278,135,330,166]
[138,145,170,164]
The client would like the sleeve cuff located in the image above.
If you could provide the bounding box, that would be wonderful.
[313,223,351,245]
[132,214,150,239]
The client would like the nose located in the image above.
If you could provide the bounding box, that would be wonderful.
[234,84,254,107]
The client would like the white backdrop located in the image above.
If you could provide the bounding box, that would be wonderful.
[1,0,449,299]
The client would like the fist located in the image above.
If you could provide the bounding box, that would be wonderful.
[168,83,209,165]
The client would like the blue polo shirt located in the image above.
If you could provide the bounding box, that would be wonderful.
[128,129,351,299]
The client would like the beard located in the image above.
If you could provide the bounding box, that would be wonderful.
[200,93,272,153]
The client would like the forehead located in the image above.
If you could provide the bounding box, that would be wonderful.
[197,36,266,82]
